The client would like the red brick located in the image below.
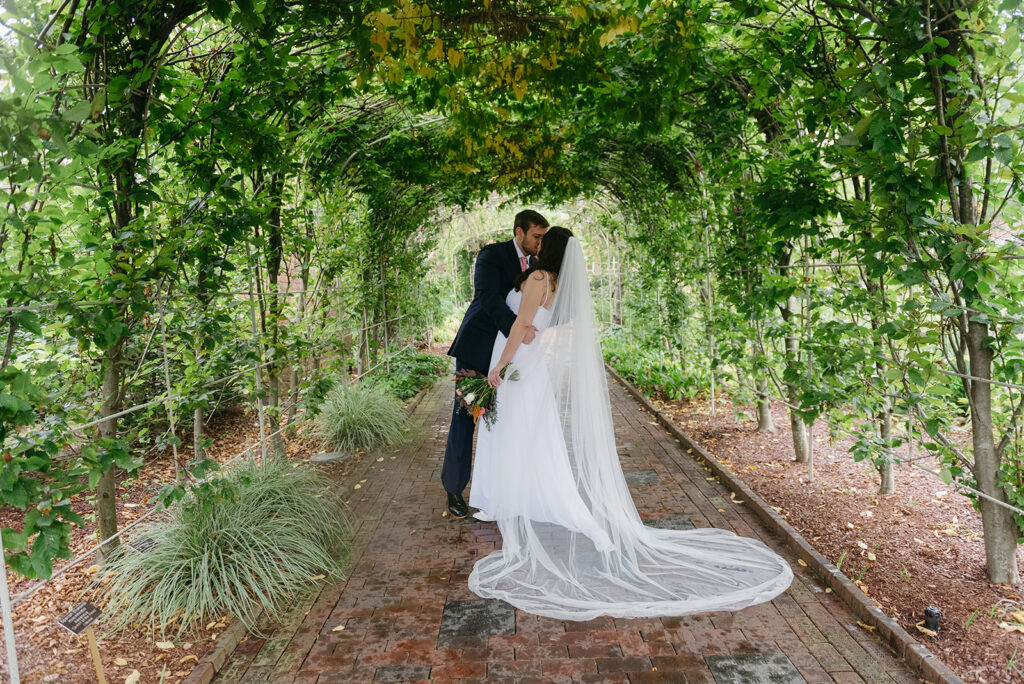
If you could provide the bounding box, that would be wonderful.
[428,662,487,679]
[595,656,653,673]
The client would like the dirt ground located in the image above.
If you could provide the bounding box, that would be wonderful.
[648,391,1024,684]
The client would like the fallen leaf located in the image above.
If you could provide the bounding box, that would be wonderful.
[1000,621,1024,634]
[797,559,807,567]
[114,657,128,666]
[353,484,362,490]
[867,552,876,562]
[309,574,326,581]
[156,641,175,650]
[857,541,868,550]
[125,671,141,684]
[331,624,346,632]
[856,620,876,632]
[916,621,938,637]
[1013,611,1024,625]
[846,522,855,530]
[180,655,199,663]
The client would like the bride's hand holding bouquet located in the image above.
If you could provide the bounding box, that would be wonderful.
[455,365,519,427]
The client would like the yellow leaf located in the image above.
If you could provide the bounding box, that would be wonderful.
[867,552,876,562]
[428,37,445,61]
[353,484,362,490]
[1013,611,1024,624]
[446,48,463,67]
[156,641,175,650]
[856,620,876,632]
[114,658,128,666]
[569,5,587,20]
[857,541,868,550]
[331,624,346,632]
[916,621,938,637]
[125,671,141,684]
[999,621,1024,634]
[796,559,807,567]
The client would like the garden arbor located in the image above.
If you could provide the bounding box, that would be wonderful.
[1,0,1023,621]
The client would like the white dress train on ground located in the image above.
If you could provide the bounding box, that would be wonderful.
[468,241,793,620]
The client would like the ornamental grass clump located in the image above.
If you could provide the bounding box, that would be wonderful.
[97,456,351,637]
[313,381,408,453]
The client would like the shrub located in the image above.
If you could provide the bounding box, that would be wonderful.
[367,348,448,400]
[313,381,409,452]
[98,456,351,637]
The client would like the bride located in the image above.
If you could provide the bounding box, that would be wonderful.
[468,226,793,620]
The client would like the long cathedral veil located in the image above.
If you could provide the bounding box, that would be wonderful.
[468,237,793,620]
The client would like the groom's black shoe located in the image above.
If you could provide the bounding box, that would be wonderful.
[447,492,469,519]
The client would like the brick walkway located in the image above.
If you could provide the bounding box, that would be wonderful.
[214,377,922,683]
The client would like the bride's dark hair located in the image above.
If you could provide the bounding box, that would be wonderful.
[514,225,574,291]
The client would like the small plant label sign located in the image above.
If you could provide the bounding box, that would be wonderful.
[57,601,102,635]
[127,536,158,553]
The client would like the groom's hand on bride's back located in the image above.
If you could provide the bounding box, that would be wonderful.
[523,325,538,344]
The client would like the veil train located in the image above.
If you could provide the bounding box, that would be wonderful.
[467,237,793,620]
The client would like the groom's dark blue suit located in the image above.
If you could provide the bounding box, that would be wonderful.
[443,239,526,496]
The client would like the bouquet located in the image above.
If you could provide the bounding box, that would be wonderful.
[454,365,520,428]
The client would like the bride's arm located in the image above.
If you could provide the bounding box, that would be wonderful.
[487,272,547,387]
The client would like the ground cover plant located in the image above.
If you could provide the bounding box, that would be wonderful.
[312,381,410,454]
[97,456,351,637]
[366,348,450,400]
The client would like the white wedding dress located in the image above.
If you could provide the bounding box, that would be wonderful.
[468,238,793,620]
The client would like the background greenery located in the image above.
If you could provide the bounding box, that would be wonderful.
[1,0,1022,593]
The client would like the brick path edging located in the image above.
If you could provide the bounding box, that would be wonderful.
[181,619,248,684]
[606,363,965,684]
[181,378,438,684]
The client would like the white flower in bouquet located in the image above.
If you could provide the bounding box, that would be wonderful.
[464,392,477,404]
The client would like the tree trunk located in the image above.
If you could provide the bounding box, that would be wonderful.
[966,318,1020,584]
[193,406,204,461]
[756,376,776,433]
[264,174,286,456]
[96,344,122,560]
[877,406,895,495]
[781,293,810,462]
[358,306,370,375]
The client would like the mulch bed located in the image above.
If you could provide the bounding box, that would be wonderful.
[648,391,1024,683]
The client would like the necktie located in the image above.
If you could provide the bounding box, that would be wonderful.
[520,256,529,272]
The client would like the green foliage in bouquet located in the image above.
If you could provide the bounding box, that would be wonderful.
[454,366,519,428]
[313,381,409,452]
[97,457,351,637]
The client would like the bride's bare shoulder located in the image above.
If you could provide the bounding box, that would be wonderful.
[528,269,557,294]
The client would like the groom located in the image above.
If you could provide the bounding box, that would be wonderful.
[442,210,550,518]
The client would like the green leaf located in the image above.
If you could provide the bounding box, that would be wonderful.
[62,100,91,122]
[13,310,42,336]
[1,527,28,553]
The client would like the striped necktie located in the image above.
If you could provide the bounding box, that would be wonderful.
[519,256,529,271]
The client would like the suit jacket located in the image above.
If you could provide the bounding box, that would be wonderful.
[448,239,524,373]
